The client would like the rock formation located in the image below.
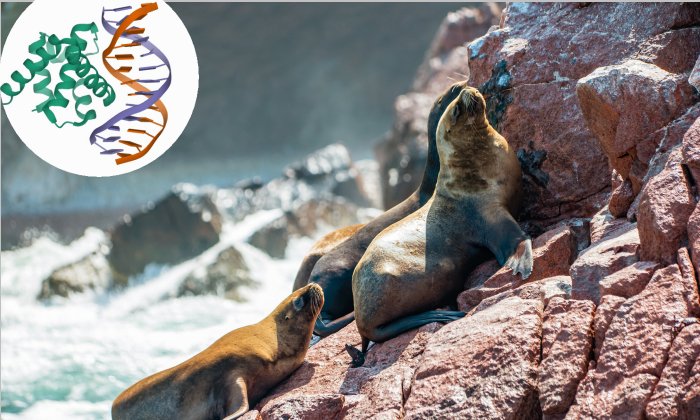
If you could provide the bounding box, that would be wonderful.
[248,3,700,418]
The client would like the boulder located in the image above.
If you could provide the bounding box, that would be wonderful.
[464,275,572,315]
[589,206,630,245]
[108,184,222,285]
[537,297,595,418]
[608,170,634,218]
[637,147,696,264]
[598,261,658,299]
[567,263,700,418]
[248,217,289,259]
[404,296,543,419]
[569,222,640,304]
[37,251,111,300]
[177,246,256,301]
[577,59,695,182]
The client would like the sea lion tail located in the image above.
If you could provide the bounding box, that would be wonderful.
[314,312,355,337]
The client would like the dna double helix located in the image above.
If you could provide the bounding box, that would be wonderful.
[91,2,171,165]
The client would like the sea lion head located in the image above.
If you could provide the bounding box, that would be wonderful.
[428,80,471,134]
[274,283,324,328]
[442,86,487,133]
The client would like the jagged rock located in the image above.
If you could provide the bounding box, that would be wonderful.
[459,224,577,310]
[248,217,289,259]
[646,322,700,420]
[537,297,595,418]
[577,59,695,182]
[108,184,222,285]
[256,321,440,419]
[177,246,256,301]
[589,206,630,244]
[260,394,344,420]
[593,294,626,361]
[465,276,572,315]
[634,27,700,74]
[567,263,700,418]
[637,147,696,264]
[569,222,639,304]
[598,261,658,299]
[405,296,543,419]
[37,252,111,299]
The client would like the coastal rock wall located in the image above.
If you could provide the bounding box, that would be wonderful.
[254,3,700,418]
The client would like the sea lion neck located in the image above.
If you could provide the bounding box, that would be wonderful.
[418,133,440,199]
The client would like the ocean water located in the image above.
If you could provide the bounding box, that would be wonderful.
[0,209,328,419]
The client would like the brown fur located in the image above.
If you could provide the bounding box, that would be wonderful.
[112,284,323,420]
[292,224,364,291]
[352,87,531,348]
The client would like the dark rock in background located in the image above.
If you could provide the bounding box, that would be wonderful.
[107,185,222,285]
[38,251,111,300]
[176,245,256,301]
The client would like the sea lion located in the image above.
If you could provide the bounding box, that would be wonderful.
[112,283,323,420]
[350,87,533,365]
[295,81,470,337]
[292,224,364,291]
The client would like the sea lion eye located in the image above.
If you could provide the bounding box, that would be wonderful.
[293,296,304,311]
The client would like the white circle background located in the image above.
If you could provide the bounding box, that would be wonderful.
[0,0,198,177]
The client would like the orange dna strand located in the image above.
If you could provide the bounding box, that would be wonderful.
[91,3,170,165]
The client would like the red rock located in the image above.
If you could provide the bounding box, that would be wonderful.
[466,275,572,315]
[537,297,595,417]
[593,295,626,360]
[637,147,696,264]
[405,296,543,419]
[458,225,576,310]
[414,4,501,93]
[589,206,630,244]
[688,203,700,275]
[608,171,634,218]
[680,361,700,420]
[677,247,700,315]
[257,321,440,419]
[577,59,695,179]
[568,263,700,418]
[682,117,700,185]
[646,323,700,420]
[598,261,658,299]
[634,27,700,74]
[569,222,639,304]
[260,394,344,420]
[465,3,700,224]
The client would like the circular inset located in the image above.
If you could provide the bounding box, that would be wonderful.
[0,0,198,177]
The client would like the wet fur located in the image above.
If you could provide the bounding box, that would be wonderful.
[112,284,323,420]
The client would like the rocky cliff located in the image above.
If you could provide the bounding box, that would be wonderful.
[247,3,700,419]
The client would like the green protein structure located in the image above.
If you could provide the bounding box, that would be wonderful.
[1,22,116,127]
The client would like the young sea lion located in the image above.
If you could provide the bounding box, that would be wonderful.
[295,81,470,337]
[350,87,532,365]
[112,284,323,420]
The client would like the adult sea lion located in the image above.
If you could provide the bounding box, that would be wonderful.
[112,283,323,420]
[295,81,470,337]
[350,87,533,365]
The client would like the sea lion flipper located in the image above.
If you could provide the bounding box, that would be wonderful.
[314,312,356,337]
[504,238,533,279]
[223,376,249,420]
